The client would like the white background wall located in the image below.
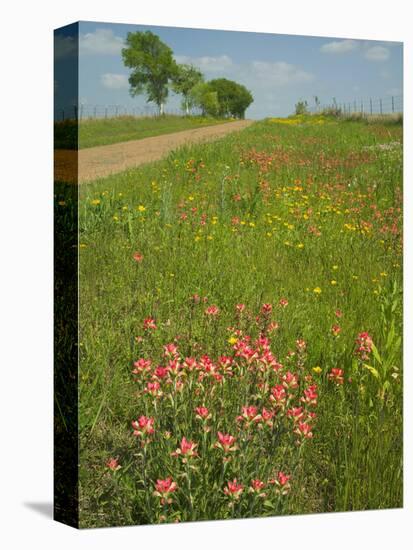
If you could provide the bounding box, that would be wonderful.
[0,1,411,548]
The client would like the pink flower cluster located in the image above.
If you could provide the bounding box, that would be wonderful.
[131,415,155,444]
[123,302,354,513]
[355,331,374,361]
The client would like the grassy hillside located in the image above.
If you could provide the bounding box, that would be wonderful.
[54,115,231,150]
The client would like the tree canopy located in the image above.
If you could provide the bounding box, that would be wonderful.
[209,78,254,119]
[187,82,219,117]
[122,31,253,118]
[122,31,178,115]
[172,64,204,115]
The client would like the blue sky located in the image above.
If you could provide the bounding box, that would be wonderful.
[55,21,403,119]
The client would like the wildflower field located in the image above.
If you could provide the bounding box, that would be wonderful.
[59,114,403,527]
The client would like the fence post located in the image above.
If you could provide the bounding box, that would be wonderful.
[379,98,383,115]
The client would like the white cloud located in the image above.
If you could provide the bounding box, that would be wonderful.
[364,46,390,61]
[320,40,358,54]
[175,54,233,72]
[101,73,129,90]
[80,29,123,56]
[175,54,313,88]
[250,61,314,86]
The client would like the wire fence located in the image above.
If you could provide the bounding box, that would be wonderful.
[309,95,403,116]
[54,104,202,121]
[55,94,403,121]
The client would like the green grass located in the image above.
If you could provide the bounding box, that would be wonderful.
[56,114,402,527]
[54,114,231,150]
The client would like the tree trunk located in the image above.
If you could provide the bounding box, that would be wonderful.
[160,102,164,116]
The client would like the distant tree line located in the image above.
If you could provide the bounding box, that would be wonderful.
[122,31,253,118]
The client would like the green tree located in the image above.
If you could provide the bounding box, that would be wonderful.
[172,64,204,115]
[122,31,178,115]
[188,82,219,117]
[208,78,253,118]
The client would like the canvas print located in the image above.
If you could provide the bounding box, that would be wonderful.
[54,21,403,528]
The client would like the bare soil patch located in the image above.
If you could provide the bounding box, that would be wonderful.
[54,119,254,183]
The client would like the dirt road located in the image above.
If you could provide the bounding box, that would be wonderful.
[54,119,254,184]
